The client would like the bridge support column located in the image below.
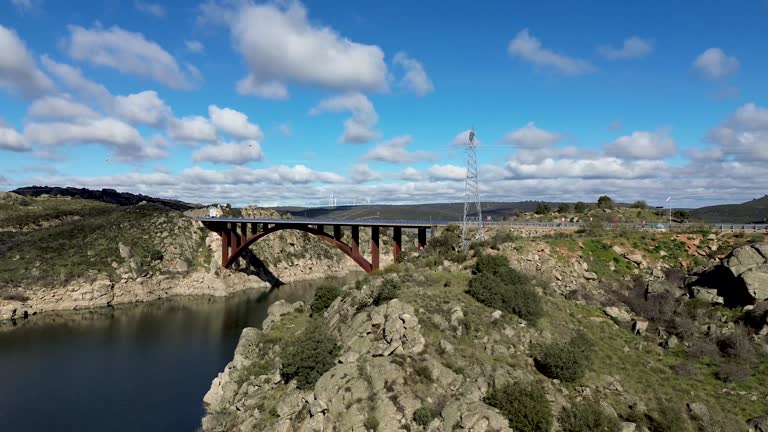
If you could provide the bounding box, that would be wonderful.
[231,227,240,252]
[316,224,324,234]
[371,226,379,271]
[250,222,258,236]
[333,225,342,241]
[418,228,426,254]
[240,222,247,245]
[221,224,230,267]
[393,227,402,261]
[351,226,360,256]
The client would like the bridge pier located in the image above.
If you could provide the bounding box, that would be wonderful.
[393,227,402,261]
[351,226,360,256]
[371,226,380,271]
[417,228,427,253]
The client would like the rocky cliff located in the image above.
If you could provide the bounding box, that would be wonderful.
[200,231,768,432]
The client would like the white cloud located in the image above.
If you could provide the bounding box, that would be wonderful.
[40,55,113,105]
[0,124,29,151]
[506,157,666,179]
[605,130,677,160]
[598,37,653,60]
[0,24,54,98]
[113,90,172,127]
[693,48,739,80]
[208,105,263,140]
[66,25,199,89]
[168,115,217,144]
[364,135,436,164]
[349,164,382,183]
[24,117,167,161]
[508,29,595,75]
[185,40,204,53]
[236,76,289,99]
[192,140,264,165]
[223,1,387,98]
[686,147,723,162]
[310,92,378,143]
[134,1,166,17]
[426,164,466,181]
[707,103,768,161]
[393,51,434,96]
[504,122,561,148]
[28,96,100,120]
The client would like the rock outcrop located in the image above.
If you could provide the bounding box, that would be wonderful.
[690,243,768,304]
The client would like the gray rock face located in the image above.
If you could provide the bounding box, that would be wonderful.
[742,268,768,301]
[262,300,305,331]
[725,244,766,277]
[691,287,725,304]
[748,416,768,432]
[604,306,632,323]
[583,271,598,280]
[631,319,648,336]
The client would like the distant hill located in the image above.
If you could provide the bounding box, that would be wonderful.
[274,201,551,222]
[689,195,768,224]
[12,186,200,212]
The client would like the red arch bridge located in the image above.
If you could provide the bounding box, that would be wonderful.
[197,218,447,273]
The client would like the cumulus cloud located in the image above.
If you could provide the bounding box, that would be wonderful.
[604,130,677,160]
[28,96,100,120]
[66,25,200,89]
[192,140,264,165]
[707,103,768,161]
[0,124,29,151]
[364,135,436,164]
[349,164,382,183]
[113,90,172,127]
[218,1,387,98]
[208,105,263,140]
[0,25,54,98]
[508,29,595,75]
[310,92,378,143]
[504,122,561,148]
[134,1,166,17]
[168,115,217,144]
[393,51,434,96]
[40,55,113,105]
[506,157,666,179]
[24,117,167,161]
[426,164,466,181]
[598,37,653,60]
[185,40,204,53]
[693,48,739,79]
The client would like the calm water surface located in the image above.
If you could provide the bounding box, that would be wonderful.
[0,282,318,431]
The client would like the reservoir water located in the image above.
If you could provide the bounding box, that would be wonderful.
[0,282,319,431]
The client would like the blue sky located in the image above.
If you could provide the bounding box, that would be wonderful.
[1,0,767,207]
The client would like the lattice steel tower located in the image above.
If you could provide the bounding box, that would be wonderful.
[462,129,484,248]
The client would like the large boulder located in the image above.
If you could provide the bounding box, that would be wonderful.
[725,244,766,276]
[748,416,768,432]
[741,267,768,301]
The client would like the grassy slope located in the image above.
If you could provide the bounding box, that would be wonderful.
[0,196,207,289]
[690,196,768,224]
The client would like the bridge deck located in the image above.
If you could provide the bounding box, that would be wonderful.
[195,217,448,228]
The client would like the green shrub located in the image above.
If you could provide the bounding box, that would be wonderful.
[413,406,433,426]
[485,382,552,432]
[558,400,620,432]
[468,255,543,323]
[597,195,614,209]
[310,283,342,314]
[373,278,401,306]
[630,200,648,209]
[574,202,587,213]
[535,203,552,215]
[647,402,689,432]
[558,203,571,213]
[281,328,340,389]
[535,332,593,382]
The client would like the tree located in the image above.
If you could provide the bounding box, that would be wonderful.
[558,203,571,214]
[574,202,587,213]
[535,203,551,215]
[630,200,647,209]
[597,196,614,209]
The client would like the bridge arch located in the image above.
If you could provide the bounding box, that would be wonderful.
[222,224,373,272]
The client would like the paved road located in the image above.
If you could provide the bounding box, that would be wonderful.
[195,217,768,232]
